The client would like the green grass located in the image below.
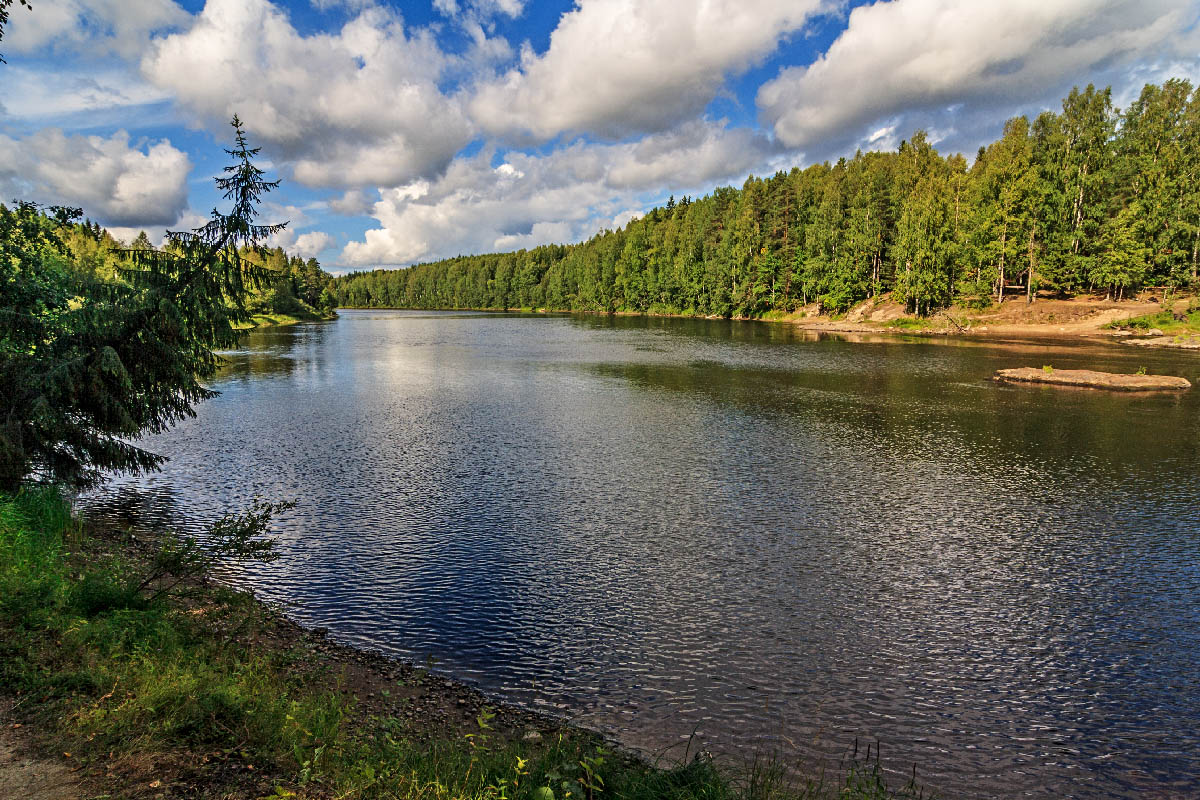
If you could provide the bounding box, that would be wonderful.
[233,312,317,330]
[236,312,303,329]
[0,488,350,794]
[1,489,930,799]
[1104,303,1200,335]
[233,304,338,330]
[884,317,934,331]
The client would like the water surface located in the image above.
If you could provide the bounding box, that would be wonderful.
[83,311,1200,799]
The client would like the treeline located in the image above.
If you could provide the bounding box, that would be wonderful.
[333,79,1200,317]
[57,218,336,316]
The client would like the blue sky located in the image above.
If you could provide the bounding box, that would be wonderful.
[2,0,1198,272]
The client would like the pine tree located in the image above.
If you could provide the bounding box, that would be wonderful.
[0,117,285,490]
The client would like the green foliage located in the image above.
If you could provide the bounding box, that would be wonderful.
[132,498,290,605]
[0,118,336,491]
[241,245,336,317]
[893,134,961,314]
[0,488,335,781]
[1105,306,1200,334]
[334,78,1200,320]
[0,485,70,622]
[72,568,149,616]
[885,317,934,331]
[1091,205,1149,298]
[1033,85,1116,294]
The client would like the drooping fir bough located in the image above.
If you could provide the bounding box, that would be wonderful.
[0,117,285,491]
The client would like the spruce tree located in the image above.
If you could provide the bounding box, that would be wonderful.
[0,117,285,491]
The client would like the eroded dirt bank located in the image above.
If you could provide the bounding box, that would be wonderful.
[789,293,1172,339]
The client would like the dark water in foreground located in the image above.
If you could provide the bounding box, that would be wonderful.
[83,310,1200,799]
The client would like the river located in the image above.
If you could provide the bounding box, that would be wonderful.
[82,310,1200,798]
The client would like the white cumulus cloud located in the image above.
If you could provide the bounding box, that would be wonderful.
[292,231,337,258]
[469,0,826,141]
[757,0,1200,156]
[328,189,376,216]
[0,129,191,228]
[339,119,783,266]
[142,0,474,189]
[3,0,188,59]
[434,0,525,21]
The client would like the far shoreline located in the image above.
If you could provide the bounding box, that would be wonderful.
[334,293,1200,350]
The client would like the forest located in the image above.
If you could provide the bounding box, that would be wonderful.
[333,80,1200,318]
[54,219,338,320]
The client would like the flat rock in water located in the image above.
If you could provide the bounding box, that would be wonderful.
[994,367,1191,391]
[1123,337,1200,350]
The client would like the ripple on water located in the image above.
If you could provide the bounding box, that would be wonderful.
[83,311,1200,800]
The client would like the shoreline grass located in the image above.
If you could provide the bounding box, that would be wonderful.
[1,488,929,799]
[883,317,936,331]
[233,308,338,331]
[1103,301,1200,336]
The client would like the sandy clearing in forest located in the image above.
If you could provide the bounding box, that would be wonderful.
[791,294,1171,339]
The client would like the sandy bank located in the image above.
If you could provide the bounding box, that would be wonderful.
[789,294,1171,341]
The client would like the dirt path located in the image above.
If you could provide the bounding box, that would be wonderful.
[0,723,80,800]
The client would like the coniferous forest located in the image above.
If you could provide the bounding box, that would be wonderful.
[333,80,1200,317]
[9,208,337,321]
